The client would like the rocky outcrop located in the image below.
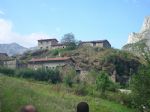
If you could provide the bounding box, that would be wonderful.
[123,16,150,58]
[127,16,150,45]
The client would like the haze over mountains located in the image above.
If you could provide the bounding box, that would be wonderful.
[0,43,28,56]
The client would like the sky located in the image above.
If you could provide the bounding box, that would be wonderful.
[0,0,150,48]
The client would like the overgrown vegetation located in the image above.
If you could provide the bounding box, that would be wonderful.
[0,76,135,112]
[130,65,150,112]
[96,71,112,95]
[0,67,62,84]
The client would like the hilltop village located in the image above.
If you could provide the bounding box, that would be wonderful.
[0,38,115,79]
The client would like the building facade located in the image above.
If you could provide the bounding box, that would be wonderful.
[0,53,8,60]
[38,39,66,50]
[28,57,74,70]
[80,40,111,48]
[38,39,58,50]
[3,60,19,69]
[51,44,66,49]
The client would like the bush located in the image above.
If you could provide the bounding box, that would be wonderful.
[47,69,62,84]
[0,67,15,76]
[32,68,61,83]
[107,81,119,92]
[96,71,111,95]
[51,50,59,56]
[0,67,61,84]
[130,66,150,111]
[15,68,35,78]
[34,68,49,81]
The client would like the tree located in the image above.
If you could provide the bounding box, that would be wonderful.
[61,33,77,50]
[130,66,150,112]
[96,71,110,95]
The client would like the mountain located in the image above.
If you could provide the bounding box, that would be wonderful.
[0,43,28,56]
[123,16,150,57]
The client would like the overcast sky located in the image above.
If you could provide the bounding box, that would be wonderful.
[0,0,150,48]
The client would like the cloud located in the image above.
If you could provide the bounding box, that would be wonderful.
[0,18,54,48]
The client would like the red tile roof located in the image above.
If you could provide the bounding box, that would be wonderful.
[29,57,71,62]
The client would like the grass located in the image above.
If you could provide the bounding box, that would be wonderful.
[0,75,135,112]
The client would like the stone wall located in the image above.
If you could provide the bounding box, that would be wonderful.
[28,60,73,70]
[38,40,58,50]
[3,60,19,69]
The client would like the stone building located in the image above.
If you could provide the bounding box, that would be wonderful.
[0,53,8,60]
[3,59,19,69]
[80,40,111,48]
[38,39,58,49]
[51,44,66,49]
[28,57,74,70]
[0,59,27,69]
[38,39,66,50]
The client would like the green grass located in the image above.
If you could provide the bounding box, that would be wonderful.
[0,75,135,112]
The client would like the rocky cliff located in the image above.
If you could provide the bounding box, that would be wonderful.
[123,16,150,57]
[127,16,150,44]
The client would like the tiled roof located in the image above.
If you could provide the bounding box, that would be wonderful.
[29,57,71,62]
[38,38,58,42]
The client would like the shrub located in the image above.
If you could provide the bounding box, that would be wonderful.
[4,68,62,84]
[107,81,119,92]
[96,71,111,95]
[47,69,62,84]
[0,67,15,76]
[15,68,35,78]
[34,68,49,81]
[130,66,150,111]
[51,50,59,56]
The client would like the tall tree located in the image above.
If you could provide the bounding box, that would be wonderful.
[61,33,77,50]
[61,33,76,45]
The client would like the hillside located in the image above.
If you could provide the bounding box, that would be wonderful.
[0,75,135,112]
[0,43,28,56]
[19,46,142,84]
[123,39,150,57]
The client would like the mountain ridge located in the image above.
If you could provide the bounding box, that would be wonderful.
[0,43,28,56]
